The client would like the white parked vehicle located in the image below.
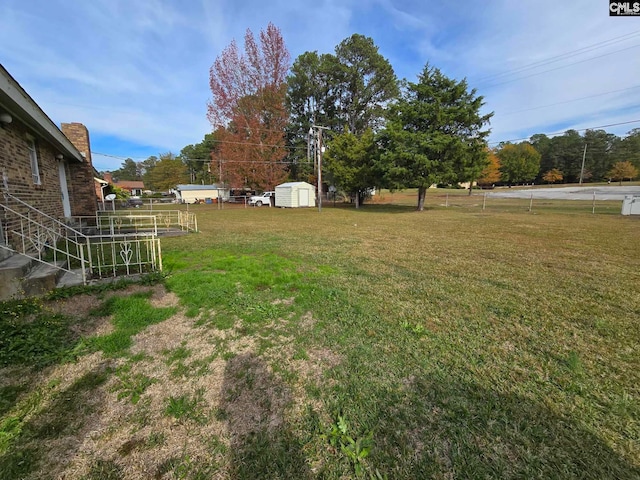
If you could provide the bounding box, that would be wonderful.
[249,191,275,206]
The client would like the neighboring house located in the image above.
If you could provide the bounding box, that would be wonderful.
[0,64,97,238]
[275,182,316,208]
[118,181,144,196]
[175,184,229,204]
[103,172,144,196]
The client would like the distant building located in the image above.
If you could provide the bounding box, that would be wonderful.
[175,184,229,204]
[103,172,144,196]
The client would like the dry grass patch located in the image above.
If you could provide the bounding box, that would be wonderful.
[48,296,329,479]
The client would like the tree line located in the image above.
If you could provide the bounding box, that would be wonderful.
[106,23,640,209]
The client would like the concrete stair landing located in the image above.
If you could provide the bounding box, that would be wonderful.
[0,253,84,301]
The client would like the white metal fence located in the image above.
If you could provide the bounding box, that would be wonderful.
[98,210,197,233]
[1,194,89,283]
[87,233,162,278]
[1,192,168,285]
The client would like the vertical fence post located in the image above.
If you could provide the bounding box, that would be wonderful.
[592,191,596,214]
[446,193,449,207]
[483,192,487,211]
[528,193,533,212]
[82,237,91,285]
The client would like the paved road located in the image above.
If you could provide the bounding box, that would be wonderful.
[486,185,640,201]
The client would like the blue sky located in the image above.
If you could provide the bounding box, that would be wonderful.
[1,0,639,171]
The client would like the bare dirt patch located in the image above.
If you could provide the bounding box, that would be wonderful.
[47,294,97,319]
[220,353,290,436]
[149,286,180,308]
[271,297,295,306]
[55,312,234,478]
[300,311,315,329]
[52,308,270,478]
[68,314,114,338]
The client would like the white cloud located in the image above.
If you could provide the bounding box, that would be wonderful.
[1,0,639,172]
[451,0,640,141]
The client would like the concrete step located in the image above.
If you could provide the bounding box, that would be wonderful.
[0,254,33,300]
[0,246,12,262]
[57,269,85,288]
[21,260,67,297]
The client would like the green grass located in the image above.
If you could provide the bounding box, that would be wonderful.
[0,298,78,368]
[0,368,111,477]
[86,291,177,357]
[111,363,157,405]
[165,389,208,425]
[159,200,640,478]
[0,197,639,478]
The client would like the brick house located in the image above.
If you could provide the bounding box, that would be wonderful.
[0,64,97,250]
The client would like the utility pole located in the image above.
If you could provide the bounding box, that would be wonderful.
[308,127,313,172]
[312,125,329,213]
[218,157,223,209]
[317,128,322,212]
[579,144,587,185]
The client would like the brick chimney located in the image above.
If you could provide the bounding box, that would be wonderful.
[60,122,97,216]
[61,122,92,165]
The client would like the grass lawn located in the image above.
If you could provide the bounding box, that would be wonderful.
[1,191,639,479]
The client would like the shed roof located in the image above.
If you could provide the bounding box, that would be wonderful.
[276,181,315,188]
[176,184,225,191]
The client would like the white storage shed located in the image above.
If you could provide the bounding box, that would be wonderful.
[175,184,229,204]
[275,182,316,208]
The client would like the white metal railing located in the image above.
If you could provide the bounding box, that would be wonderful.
[88,210,198,233]
[1,192,89,284]
[178,211,198,232]
[105,215,158,236]
[87,233,162,279]
[1,191,164,285]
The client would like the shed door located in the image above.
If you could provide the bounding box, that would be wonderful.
[298,188,309,207]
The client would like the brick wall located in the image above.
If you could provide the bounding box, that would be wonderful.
[0,119,65,218]
[0,119,66,249]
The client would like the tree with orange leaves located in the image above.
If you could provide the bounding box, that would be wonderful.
[542,168,563,184]
[477,148,501,186]
[207,23,290,191]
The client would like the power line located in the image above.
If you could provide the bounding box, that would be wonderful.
[500,84,640,116]
[475,29,640,84]
[93,151,312,165]
[96,119,640,161]
[93,137,308,161]
[480,42,640,88]
[487,119,640,145]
